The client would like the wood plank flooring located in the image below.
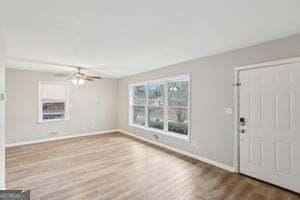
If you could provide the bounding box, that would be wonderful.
[6,132,300,200]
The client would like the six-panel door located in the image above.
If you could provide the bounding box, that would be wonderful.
[239,62,300,193]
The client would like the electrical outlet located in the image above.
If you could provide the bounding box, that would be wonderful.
[153,134,159,140]
[86,123,95,130]
[90,124,95,130]
[50,131,58,136]
[192,140,197,147]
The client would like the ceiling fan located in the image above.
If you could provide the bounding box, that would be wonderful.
[66,67,102,85]
[6,57,104,85]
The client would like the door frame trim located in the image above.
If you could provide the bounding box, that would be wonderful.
[233,56,300,173]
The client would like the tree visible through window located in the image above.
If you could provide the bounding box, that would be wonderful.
[130,75,190,138]
[167,81,189,135]
[148,83,164,130]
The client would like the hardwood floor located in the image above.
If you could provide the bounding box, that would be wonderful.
[6,132,300,200]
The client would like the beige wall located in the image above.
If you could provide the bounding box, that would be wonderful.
[117,34,300,168]
[5,69,118,144]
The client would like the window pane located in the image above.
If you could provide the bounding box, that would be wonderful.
[168,81,188,106]
[148,83,164,106]
[168,108,188,135]
[133,106,145,126]
[148,107,164,130]
[42,102,65,120]
[133,86,146,105]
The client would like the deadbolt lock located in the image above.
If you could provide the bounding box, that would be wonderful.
[240,117,246,126]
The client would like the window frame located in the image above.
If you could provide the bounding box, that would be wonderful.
[129,74,191,141]
[38,81,70,123]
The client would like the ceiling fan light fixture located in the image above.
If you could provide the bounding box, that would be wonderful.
[67,67,101,85]
[78,78,85,85]
[72,78,79,85]
[72,78,85,85]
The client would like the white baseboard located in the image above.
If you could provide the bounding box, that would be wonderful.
[6,129,118,148]
[118,129,235,173]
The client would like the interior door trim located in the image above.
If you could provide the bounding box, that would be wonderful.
[233,56,300,173]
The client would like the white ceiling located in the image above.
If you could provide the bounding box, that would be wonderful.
[1,0,300,78]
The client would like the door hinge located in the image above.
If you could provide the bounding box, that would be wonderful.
[232,83,242,87]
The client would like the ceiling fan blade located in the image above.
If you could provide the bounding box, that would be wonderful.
[86,76,102,79]
[80,75,94,81]
[54,67,102,82]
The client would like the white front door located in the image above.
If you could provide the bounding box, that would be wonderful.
[239,62,300,193]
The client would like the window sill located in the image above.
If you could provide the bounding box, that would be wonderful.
[129,124,190,142]
[38,118,69,124]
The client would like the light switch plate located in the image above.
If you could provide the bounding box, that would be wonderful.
[225,107,233,115]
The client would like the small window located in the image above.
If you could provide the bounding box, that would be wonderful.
[148,83,164,106]
[167,81,189,135]
[39,82,70,123]
[129,75,190,140]
[168,81,189,106]
[133,106,146,126]
[168,107,188,135]
[133,85,146,106]
[148,107,164,130]
[132,85,146,126]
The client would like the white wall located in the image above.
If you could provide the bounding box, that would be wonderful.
[117,34,300,168]
[5,69,118,145]
[0,29,5,188]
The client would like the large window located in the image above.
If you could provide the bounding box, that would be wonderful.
[129,75,190,139]
[39,82,70,123]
